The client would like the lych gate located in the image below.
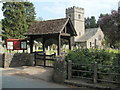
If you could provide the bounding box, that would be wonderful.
[25,18,77,55]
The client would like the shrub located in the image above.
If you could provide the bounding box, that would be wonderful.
[65,48,120,79]
[65,48,117,65]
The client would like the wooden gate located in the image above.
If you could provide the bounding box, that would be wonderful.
[34,51,56,68]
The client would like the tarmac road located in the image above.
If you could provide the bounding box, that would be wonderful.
[2,70,69,88]
[1,68,96,89]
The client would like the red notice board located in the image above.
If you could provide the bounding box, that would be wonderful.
[6,39,27,50]
[13,40,21,50]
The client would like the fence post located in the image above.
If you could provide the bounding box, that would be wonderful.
[43,52,46,67]
[93,61,98,83]
[34,51,37,66]
[2,53,5,68]
[68,60,72,80]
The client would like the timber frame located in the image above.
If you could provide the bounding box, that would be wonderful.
[25,18,77,55]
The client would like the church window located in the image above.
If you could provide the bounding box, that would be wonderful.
[78,14,81,19]
[94,39,97,48]
[90,42,92,48]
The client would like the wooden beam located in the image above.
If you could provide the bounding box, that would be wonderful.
[43,37,45,52]
[57,34,61,55]
[68,37,72,50]
[60,33,70,36]
[30,36,34,53]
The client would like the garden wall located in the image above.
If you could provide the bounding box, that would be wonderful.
[1,53,34,68]
[0,54,3,67]
[53,57,67,83]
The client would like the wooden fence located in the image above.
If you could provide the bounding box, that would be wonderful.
[67,60,120,85]
[34,51,56,68]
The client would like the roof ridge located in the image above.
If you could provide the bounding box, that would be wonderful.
[35,18,68,23]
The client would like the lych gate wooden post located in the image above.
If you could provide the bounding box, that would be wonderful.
[57,34,61,55]
[43,52,46,67]
[42,37,45,52]
[68,37,72,50]
[34,51,37,66]
[30,36,34,53]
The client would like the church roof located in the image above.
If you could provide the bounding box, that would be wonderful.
[75,28,98,42]
[25,18,77,36]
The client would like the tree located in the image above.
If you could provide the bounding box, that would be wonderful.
[99,13,109,19]
[35,17,45,21]
[85,16,98,29]
[85,17,90,28]
[2,2,35,39]
[24,2,36,28]
[98,10,120,49]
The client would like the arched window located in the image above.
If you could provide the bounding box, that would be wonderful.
[90,42,92,48]
[78,14,81,19]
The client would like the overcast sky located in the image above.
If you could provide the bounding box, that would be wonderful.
[0,0,120,20]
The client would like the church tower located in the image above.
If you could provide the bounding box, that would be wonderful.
[66,6,85,41]
[118,1,120,10]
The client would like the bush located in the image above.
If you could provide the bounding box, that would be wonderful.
[65,48,117,65]
[65,48,120,78]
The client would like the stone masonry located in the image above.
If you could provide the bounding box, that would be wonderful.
[66,6,85,41]
[1,53,34,68]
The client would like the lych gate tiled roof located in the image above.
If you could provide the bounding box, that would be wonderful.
[25,18,71,35]
[76,28,98,42]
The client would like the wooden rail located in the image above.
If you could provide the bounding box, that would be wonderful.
[34,51,56,68]
[67,60,120,84]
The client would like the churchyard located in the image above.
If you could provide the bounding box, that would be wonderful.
[0,1,120,89]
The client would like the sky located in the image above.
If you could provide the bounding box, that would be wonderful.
[0,0,120,21]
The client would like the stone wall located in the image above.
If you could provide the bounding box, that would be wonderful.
[0,54,3,67]
[2,53,34,68]
[53,57,67,83]
[66,6,85,41]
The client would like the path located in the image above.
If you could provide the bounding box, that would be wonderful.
[2,69,68,88]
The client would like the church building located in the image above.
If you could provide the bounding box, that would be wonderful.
[66,6,104,48]
[26,6,104,54]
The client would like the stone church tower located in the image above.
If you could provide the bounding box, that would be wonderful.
[66,6,85,41]
[118,1,120,10]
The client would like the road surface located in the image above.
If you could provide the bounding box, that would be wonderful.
[2,70,69,88]
[1,68,95,89]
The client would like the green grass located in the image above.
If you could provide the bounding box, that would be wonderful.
[106,49,119,53]
[89,48,119,54]
[36,49,43,52]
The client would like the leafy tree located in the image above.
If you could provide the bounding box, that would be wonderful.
[85,17,90,28]
[24,2,36,28]
[85,16,98,29]
[99,13,109,19]
[98,10,120,49]
[35,17,45,21]
[2,2,35,39]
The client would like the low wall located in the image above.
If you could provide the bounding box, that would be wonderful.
[53,57,67,83]
[0,54,3,67]
[2,53,34,68]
